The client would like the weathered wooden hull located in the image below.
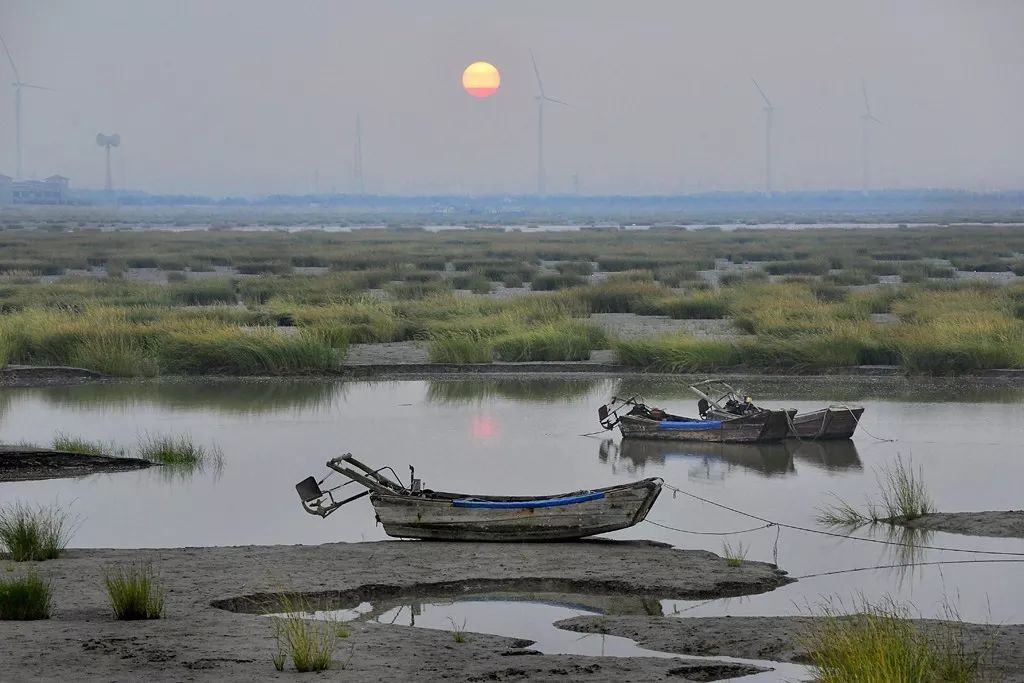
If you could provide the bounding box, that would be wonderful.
[618,410,790,443]
[788,407,864,439]
[371,478,662,541]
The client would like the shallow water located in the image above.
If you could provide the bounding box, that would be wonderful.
[2,376,1024,626]
[296,595,811,681]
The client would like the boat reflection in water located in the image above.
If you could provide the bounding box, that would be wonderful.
[598,438,861,479]
[789,439,863,472]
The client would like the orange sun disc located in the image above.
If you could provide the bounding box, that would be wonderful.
[462,61,500,98]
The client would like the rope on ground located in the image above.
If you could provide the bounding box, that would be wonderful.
[660,482,1024,557]
[644,519,775,536]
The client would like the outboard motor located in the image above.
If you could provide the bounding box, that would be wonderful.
[697,398,711,419]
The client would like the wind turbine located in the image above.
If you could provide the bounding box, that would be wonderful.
[96,133,120,195]
[860,81,882,194]
[354,113,365,194]
[1,33,54,180]
[530,50,568,196]
[751,78,774,195]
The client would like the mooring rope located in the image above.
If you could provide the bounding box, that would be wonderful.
[795,558,1024,580]
[832,403,894,442]
[645,519,775,536]
[659,482,1024,557]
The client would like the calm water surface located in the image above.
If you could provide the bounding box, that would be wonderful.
[2,376,1024,627]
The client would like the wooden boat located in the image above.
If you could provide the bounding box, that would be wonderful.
[598,396,790,443]
[692,379,864,440]
[296,454,662,542]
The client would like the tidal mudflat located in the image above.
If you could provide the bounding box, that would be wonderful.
[2,375,1024,680]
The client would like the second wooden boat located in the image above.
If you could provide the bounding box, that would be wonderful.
[297,454,662,542]
[692,379,864,440]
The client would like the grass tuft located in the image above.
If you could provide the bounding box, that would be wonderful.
[801,596,982,683]
[721,541,748,568]
[878,456,932,521]
[818,456,932,526]
[270,594,340,672]
[103,563,165,620]
[51,433,129,458]
[136,433,223,469]
[0,573,52,620]
[449,616,469,643]
[0,503,72,561]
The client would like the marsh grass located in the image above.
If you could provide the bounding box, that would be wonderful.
[427,333,494,364]
[51,433,129,458]
[0,503,72,561]
[270,594,340,672]
[801,597,982,683]
[818,456,932,526]
[0,573,52,620]
[104,563,165,619]
[878,457,932,521]
[492,321,604,362]
[449,616,469,643]
[137,433,224,472]
[721,541,748,568]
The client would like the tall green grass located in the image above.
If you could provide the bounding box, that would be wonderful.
[137,433,223,469]
[492,322,605,362]
[51,433,129,458]
[801,597,982,683]
[270,594,341,673]
[104,564,165,620]
[0,573,52,620]
[0,503,72,561]
[818,457,932,525]
[614,336,742,372]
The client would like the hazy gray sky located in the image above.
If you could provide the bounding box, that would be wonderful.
[2,0,1023,195]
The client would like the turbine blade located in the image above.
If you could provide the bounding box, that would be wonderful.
[862,80,871,115]
[869,115,882,124]
[0,32,19,83]
[529,48,545,98]
[19,82,55,91]
[751,77,771,107]
[544,96,570,107]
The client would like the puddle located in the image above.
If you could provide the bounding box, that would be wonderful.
[285,594,811,681]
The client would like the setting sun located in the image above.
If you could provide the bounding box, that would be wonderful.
[462,61,500,98]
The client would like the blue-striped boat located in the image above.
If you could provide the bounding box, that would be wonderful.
[297,454,662,541]
[599,396,790,443]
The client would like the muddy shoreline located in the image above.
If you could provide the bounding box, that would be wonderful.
[0,540,793,681]
[557,615,1024,682]
[5,362,1024,390]
[0,447,154,482]
[896,510,1024,539]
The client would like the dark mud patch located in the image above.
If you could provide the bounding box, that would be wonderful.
[558,615,1024,682]
[896,510,1024,539]
[0,447,154,482]
[0,364,104,387]
[212,572,792,616]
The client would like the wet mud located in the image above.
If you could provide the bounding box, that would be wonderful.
[0,447,154,482]
[0,540,792,682]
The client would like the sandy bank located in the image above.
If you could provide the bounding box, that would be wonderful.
[0,540,792,682]
[897,510,1024,539]
[557,615,1024,682]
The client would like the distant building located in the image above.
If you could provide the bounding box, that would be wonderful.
[0,175,70,205]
